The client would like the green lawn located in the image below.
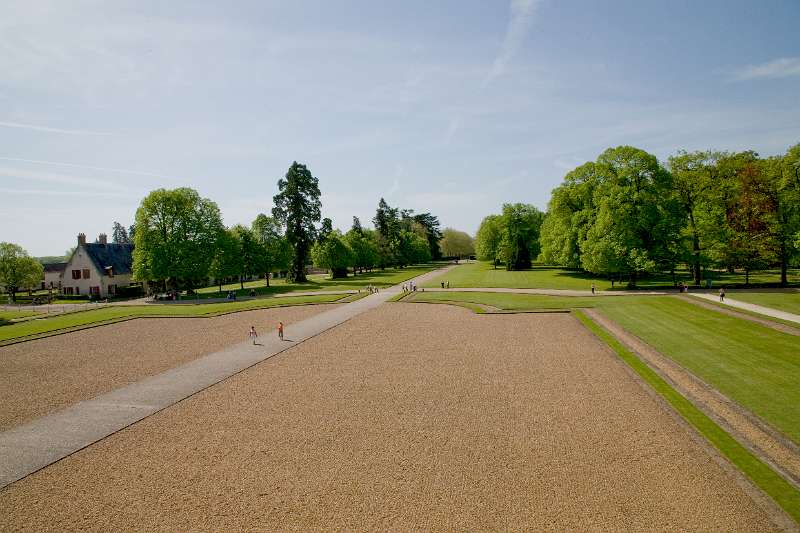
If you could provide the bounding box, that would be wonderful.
[0,294,342,344]
[404,290,603,309]
[0,310,41,326]
[727,290,800,315]
[405,291,800,445]
[422,261,800,291]
[194,264,441,298]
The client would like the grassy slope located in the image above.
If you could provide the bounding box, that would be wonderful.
[599,298,800,444]
[727,291,800,315]
[0,310,40,321]
[406,291,800,445]
[576,311,800,523]
[422,262,614,290]
[422,261,800,291]
[0,294,342,343]
[195,264,440,298]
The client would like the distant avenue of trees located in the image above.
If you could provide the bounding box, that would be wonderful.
[475,142,800,286]
[125,162,443,291]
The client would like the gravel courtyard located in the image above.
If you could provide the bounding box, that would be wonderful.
[0,304,782,530]
[0,304,335,430]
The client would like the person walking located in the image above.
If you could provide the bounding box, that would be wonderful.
[277,321,284,341]
[591,283,595,295]
[249,326,258,345]
[719,287,726,302]
[446,281,450,289]
[441,281,445,289]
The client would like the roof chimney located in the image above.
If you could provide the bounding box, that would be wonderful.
[78,233,86,246]
[98,233,107,245]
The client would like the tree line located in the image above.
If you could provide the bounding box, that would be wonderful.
[132,161,443,291]
[475,143,800,286]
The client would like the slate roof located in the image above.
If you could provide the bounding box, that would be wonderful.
[83,243,134,275]
[43,262,67,273]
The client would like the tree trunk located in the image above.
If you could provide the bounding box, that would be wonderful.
[240,277,244,290]
[265,273,270,287]
[218,281,222,293]
[688,212,702,286]
[780,242,788,287]
[745,269,750,287]
[10,289,16,302]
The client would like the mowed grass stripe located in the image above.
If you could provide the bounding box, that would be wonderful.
[575,310,800,524]
[598,298,800,445]
[0,294,343,344]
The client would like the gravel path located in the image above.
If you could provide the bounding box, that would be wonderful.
[0,305,335,431]
[680,295,800,336]
[0,304,782,530]
[690,293,800,324]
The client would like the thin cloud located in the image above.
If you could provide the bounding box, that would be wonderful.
[0,120,111,136]
[0,167,141,193]
[0,157,179,181]
[483,0,540,87]
[731,57,800,81]
[0,188,130,198]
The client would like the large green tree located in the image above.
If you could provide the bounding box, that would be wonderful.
[209,229,239,293]
[272,162,321,282]
[252,213,291,286]
[0,243,44,302]
[498,204,545,270]
[764,144,800,286]
[112,221,131,244]
[372,198,400,268]
[412,212,443,260]
[311,230,352,278]
[231,225,262,289]
[475,215,503,268]
[539,162,599,269]
[346,226,379,274]
[133,188,224,290]
[439,228,475,259]
[580,146,682,285]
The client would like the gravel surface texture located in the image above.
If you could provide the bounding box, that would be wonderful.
[0,305,335,431]
[0,304,782,530]
[586,308,800,488]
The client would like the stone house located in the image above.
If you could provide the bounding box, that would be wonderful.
[60,233,134,298]
[42,262,67,290]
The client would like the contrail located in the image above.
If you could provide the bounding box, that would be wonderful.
[0,157,179,181]
[0,121,111,136]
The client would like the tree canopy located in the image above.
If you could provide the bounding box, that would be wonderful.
[132,187,224,289]
[272,162,321,282]
[0,242,44,302]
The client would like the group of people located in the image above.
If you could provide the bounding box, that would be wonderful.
[248,321,284,345]
[440,281,450,289]
[365,285,379,294]
[402,282,419,292]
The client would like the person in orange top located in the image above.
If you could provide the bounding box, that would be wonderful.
[277,321,284,340]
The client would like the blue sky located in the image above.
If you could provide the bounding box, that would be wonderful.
[2,0,799,256]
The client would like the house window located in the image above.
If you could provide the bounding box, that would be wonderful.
[75,287,80,295]
[82,269,90,279]
[64,287,74,295]
[90,286,100,296]
[108,284,116,295]
[72,270,81,279]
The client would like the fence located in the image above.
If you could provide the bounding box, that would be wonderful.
[1,301,113,319]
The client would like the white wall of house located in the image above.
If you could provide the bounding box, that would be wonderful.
[61,247,132,298]
[43,270,62,289]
